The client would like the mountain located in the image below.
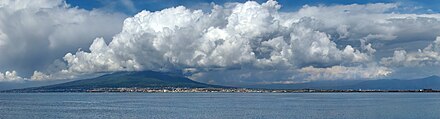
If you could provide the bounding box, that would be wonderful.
[242,80,364,89]
[244,76,440,90]
[340,75,440,90]
[6,73,440,92]
[7,71,225,92]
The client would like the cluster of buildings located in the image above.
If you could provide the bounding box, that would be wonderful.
[86,88,440,93]
[87,88,270,93]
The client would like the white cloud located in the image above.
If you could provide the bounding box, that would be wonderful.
[3,0,440,84]
[0,0,126,76]
[30,71,50,81]
[186,69,300,85]
[298,65,391,81]
[59,1,369,76]
[289,3,440,41]
[0,71,23,82]
[0,0,63,11]
[283,3,440,60]
[381,36,440,67]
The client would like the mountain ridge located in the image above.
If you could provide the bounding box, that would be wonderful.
[5,73,440,92]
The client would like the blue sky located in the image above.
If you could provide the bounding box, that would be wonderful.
[66,0,440,14]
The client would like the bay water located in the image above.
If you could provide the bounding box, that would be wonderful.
[1,93,439,119]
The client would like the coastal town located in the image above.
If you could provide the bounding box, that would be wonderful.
[85,87,440,93]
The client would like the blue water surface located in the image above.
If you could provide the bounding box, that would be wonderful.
[1,93,440,119]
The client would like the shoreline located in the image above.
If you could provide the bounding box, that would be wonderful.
[3,88,440,93]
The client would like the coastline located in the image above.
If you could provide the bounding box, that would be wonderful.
[3,88,440,93]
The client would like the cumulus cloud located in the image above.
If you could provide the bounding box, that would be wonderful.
[285,3,440,59]
[381,36,440,67]
[64,1,365,70]
[290,3,440,41]
[3,0,440,85]
[298,65,391,81]
[0,71,23,82]
[30,71,50,81]
[27,0,440,84]
[0,0,126,76]
[50,1,373,83]
[185,64,392,85]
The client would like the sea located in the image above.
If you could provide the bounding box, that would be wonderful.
[1,93,440,119]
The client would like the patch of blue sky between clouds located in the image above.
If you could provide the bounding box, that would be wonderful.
[66,0,440,15]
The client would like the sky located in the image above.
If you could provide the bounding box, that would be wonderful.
[1,0,440,87]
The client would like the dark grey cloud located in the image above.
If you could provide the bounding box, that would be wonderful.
[0,0,126,78]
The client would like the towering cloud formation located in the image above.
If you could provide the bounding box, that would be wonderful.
[65,4,368,70]
[55,1,379,84]
[3,0,440,84]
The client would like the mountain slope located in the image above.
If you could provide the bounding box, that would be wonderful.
[9,71,224,92]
